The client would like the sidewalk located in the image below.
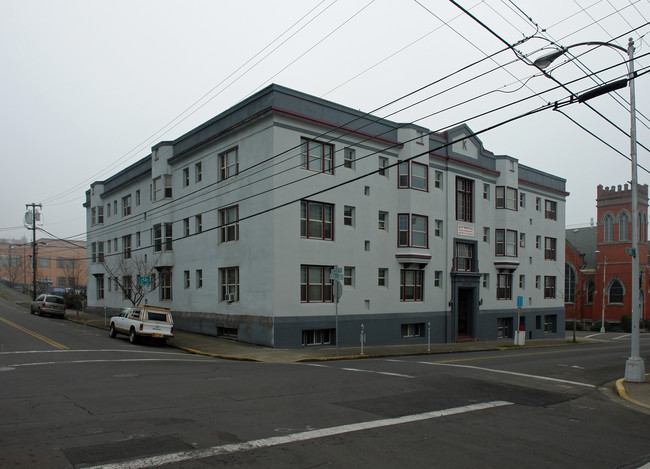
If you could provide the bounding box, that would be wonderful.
[2,284,647,412]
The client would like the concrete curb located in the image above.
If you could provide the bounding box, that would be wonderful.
[615,377,650,409]
[173,345,263,362]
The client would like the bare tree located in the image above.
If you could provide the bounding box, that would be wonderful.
[63,258,85,293]
[102,254,159,306]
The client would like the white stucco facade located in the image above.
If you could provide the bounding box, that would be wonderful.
[85,84,567,348]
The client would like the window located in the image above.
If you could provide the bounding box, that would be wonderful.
[378,268,388,287]
[544,276,556,298]
[544,315,557,333]
[184,270,190,289]
[544,237,557,260]
[536,275,541,289]
[565,263,576,303]
[609,279,624,303]
[545,200,557,220]
[136,232,141,247]
[195,162,202,183]
[301,265,333,303]
[219,147,239,180]
[434,170,443,189]
[95,206,104,225]
[520,233,526,248]
[401,323,424,338]
[398,162,428,190]
[97,242,104,263]
[520,192,526,209]
[456,177,473,222]
[302,329,334,346]
[434,271,442,287]
[483,183,490,200]
[300,201,333,240]
[497,318,511,338]
[220,267,239,302]
[184,218,190,237]
[160,268,172,300]
[378,157,388,176]
[123,275,133,301]
[364,240,370,251]
[483,273,489,289]
[122,195,132,217]
[135,190,141,206]
[536,235,542,249]
[195,214,202,234]
[400,269,424,301]
[122,235,132,259]
[96,275,104,299]
[483,227,490,243]
[604,214,614,242]
[536,197,542,211]
[344,206,355,227]
[519,275,525,289]
[153,175,172,201]
[455,242,474,272]
[220,205,239,243]
[398,214,428,248]
[497,273,512,300]
[586,280,595,304]
[344,147,355,169]
[435,220,443,238]
[378,211,388,231]
[301,138,334,174]
[183,167,190,187]
[344,266,354,287]
[196,270,203,289]
[153,223,173,252]
[619,212,630,240]
[364,186,370,196]
[496,229,517,256]
[496,186,517,210]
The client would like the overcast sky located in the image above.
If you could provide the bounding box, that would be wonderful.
[1,0,649,241]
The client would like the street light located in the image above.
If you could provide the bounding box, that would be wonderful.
[595,250,607,333]
[536,38,645,383]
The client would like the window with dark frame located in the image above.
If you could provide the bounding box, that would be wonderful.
[544,276,556,298]
[400,269,424,302]
[496,273,512,300]
[398,214,428,248]
[301,201,333,240]
[300,138,334,174]
[544,237,557,260]
[545,199,557,220]
[456,177,473,222]
[300,265,334,303]
[454,242,474,272]
[495,229,518,257]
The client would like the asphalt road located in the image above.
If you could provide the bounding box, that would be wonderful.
[1,298,649,469]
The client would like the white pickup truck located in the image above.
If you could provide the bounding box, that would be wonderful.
[109,305,174,345]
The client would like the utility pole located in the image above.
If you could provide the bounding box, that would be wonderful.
[26,203,42,300]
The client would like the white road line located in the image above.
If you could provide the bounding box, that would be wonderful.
[86,401,513,469]
[6,358,214,367]
[340,367,414,378]
[613,334,631,340]
[420,362,595,388]
[0,349,181,356]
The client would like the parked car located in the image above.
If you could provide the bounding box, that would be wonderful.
[30,294,66,318]
[109,305,174,345]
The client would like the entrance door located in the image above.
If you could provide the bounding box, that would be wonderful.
[457,288,473,335]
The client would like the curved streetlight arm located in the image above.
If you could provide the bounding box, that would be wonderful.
[534,41,628,69]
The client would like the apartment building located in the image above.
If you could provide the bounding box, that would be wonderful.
[84,84,567,348]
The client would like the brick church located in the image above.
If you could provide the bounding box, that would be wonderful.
[565,184,649,328]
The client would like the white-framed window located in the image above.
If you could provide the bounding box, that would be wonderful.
[496,186,517,210]
[220,205,239,243]
[220,266,239,302]
[135,190,141,206]
[401,323,424,338]
[520,233,526,248]
[122,194,132,217]
[495,229,517,257]
[520,192,526,208]
[400,269,424,302]
[195,214,203,234]
[97,242,104,263]
[378,268,388,287]
[379,157,388,176]
[184,270,190,289]
[122,235,132,259]
[344,147,355,169]
[195,162,202,183]
[196,269,203,289]
[398,214,428,248]
[96,275,104,300]
[344,266,354,287]
[160,268,172,300]
[219,147,239,181]
[344,206,355,227]
[536,197,542,211]
[183,167,190,187]
[434,270,442,287]
[378,211,388,231]
[123,275,133,301]
[153,223,173,252]
[434,170,443,189]
[184,218,190,237]
[398,161,428,190]
[483,183,490,200]
[519,274,525,289]
[302,329,334,346]
[435,219,443,238]
[153,175,172,201]
[483,227,490,243]
[483,273,489,289]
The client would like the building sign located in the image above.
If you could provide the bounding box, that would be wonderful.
[458,225,475,237]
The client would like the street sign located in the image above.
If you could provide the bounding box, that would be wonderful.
[329,273,344,280]
[333,280,343,301]
[517,295,523,308]
[139,276,151,286]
